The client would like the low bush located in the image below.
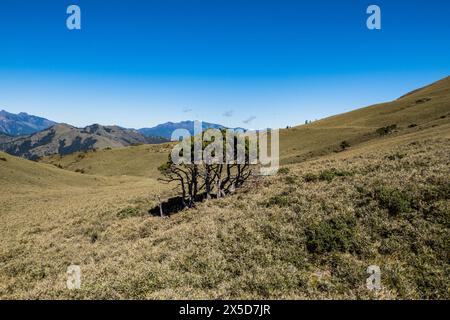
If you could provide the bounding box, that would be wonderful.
[265,194,290,207]
[420,182,450,202]
[117,206,143,218]
[284,175,297,185]
[278,167,290,175]
[374,187,411,216]
[305,215,358,254]
[376,124,397,136]
[415,97,431,104]
[304,173,318,182]
[386,152,406,161]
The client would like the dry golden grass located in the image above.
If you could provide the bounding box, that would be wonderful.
[0,77,449,299]
[1,122,448,299]
[40,143,174,178]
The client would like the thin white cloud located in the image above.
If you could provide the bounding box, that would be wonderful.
[243,116,256,124]
[222,109,234,117]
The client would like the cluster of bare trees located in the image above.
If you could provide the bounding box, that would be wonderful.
[158,129,254,209]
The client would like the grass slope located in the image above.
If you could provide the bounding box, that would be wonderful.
[0,151,104,189]
[1,123,448,299]
[280,76,450,164]
[40,143,174,178]
[1,76,449,299]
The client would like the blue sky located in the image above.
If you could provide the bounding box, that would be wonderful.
[0,0,449,129]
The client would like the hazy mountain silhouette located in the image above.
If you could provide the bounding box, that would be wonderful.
[0,112,244,159]
[139,120,246,139]
[0,110,56,136]
[0,123,168,160]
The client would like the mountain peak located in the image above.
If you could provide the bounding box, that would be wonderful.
[138,120,243,139]
[0,110,56,136]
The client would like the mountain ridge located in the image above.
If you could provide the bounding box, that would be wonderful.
[138,120,246,139]
[0,123,168,160]
[0,113,244,159]
[0,109,56,136]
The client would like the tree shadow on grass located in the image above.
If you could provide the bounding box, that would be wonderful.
[148,193,208,217]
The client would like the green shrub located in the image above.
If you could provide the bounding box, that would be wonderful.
[386,152,406,161]
[304,173,318,182]
[304,168,351,183]
[376,124,397,136]
[266,194,290,207]
[415,97,431,104]
[424,181,450,201]
[305,215,357,254]
[419,181,450,224]
[278,167,290,175]
[117,206,142,218]
[375,187,411,216]
[422,201,449,225]
[318,168,352,182]
[284,175,297,184]
[318,170,337,182]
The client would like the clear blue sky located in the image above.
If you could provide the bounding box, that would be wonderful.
[0,0,449,129]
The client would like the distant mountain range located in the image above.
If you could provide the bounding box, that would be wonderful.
[0,123,168,160]
[0,110,56,136]
[0,110,243,160]
[138,121,246,139]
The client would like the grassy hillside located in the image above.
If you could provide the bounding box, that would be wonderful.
[2,122,448,299]
[0,151,104,189]
[1,77,449,299]
[280,76,450,163]
[41,143,174,177]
